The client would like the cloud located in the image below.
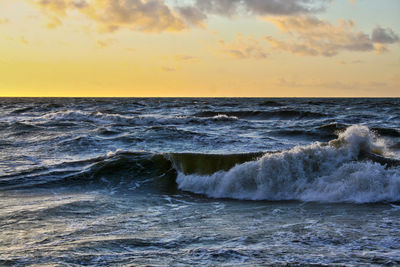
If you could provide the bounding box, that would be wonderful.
[373,43,389,54]
[30,0,329,33]
[211,16,399,59]
[173,0,328,29]
[161,66,177,72]
[265,16,399,56]
[174,55,201,63]
[46,16,63,29]
[33,0,87,15]
[31,0,187,33]
[176,6,207,28]
[96,38,116,48]
[337,59,364,65]
[191,0,328,17]
[217,34,268,59]
[266,36,323,56]
[371,26,400,44]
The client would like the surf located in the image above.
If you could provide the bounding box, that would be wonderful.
[2,124,399,203]
[176,125,400,203]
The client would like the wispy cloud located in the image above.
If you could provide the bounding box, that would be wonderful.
[265,16,400,56]
[337,59,364,65]
[161,66,177,72]
[217,34,268,59]
[96,38,116,48]
[46,16,62,29]
[174,55,202,63]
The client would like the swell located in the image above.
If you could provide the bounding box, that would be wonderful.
[0,152,175,191]
[0,151,260,191]
[167,152,264,175]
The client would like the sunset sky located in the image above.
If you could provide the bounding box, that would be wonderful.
[0,0,399,97]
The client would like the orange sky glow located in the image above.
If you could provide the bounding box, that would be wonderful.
[0,0,399,97]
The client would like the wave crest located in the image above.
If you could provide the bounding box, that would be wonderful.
[177,125,400,203]
[3,125,399,203]
[194,110,327,120]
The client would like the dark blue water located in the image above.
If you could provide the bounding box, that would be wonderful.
[1,98,400,265]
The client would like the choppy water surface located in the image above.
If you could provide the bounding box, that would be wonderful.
[1,98,400,266]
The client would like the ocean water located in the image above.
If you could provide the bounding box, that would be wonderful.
[1,97,400,266]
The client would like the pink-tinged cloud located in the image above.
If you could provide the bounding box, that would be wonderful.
[265,16,399,56]
[30,0,329,33]
[31,0,187,33]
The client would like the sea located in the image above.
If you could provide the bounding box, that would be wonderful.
[1,97,399,266]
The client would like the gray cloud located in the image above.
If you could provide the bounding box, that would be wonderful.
[31,0,329,33]
[32,0,186,33]
[371,26,400,44]
[173,0,328,34]
[177,6,207,27]
[242,0,327,15]
[192,0,327,16]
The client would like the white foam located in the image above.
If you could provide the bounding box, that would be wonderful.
[212,114,239,121]
[177,125,400,203]
[38,110,134,124]
[106,149,123,158]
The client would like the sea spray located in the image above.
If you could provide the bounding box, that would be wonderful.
[176,125,400,203]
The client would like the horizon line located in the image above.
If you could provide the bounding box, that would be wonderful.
[1,96,399,98]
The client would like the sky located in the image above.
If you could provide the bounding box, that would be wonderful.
[0,0,399,97]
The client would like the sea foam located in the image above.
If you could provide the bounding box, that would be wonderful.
[176,125,400,203]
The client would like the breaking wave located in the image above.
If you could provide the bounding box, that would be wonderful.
[177,125,400,203]
[1,125,399,203]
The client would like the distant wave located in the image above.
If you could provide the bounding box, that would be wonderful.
[258,100,285,107]
[194,110,327,120]
[10,106,36,114]
[7,110,243,127]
